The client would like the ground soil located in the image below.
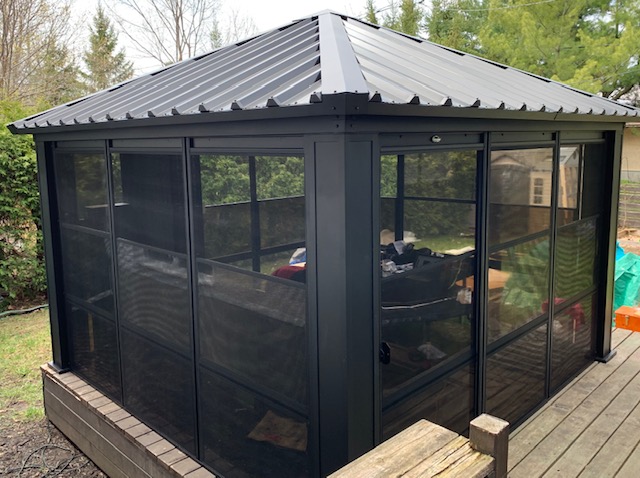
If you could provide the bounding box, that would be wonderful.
[618,228,640,255]
[0,419,106,478]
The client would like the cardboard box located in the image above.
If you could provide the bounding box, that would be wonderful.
[615,306,640,332]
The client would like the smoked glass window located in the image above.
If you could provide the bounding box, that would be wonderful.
[379,150,477,437]
[191,153,310,477]
[488,148,553,342]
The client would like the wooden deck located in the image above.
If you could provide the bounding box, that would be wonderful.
[509,328,640,477]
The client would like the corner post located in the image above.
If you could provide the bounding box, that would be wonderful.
[36,140,69,371]
[597,128,623,363]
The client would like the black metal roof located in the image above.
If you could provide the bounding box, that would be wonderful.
[9,11,639,132]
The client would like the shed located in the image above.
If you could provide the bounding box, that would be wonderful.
[9,11,638,477]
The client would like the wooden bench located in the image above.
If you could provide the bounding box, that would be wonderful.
[329,414,509,478]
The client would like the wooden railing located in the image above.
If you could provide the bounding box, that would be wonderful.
[329,414,509,478]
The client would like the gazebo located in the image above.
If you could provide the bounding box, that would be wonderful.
[9,11,638,477]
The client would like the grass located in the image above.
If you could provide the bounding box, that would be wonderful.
[0,309,51,425]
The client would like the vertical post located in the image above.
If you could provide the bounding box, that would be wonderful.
[597,128,623,362]
[394,154,405,241]
[314,135,375,476]
[475,135,490,416]
[545,133,561,393]
[36,141,69,371]
[469,413,509,478]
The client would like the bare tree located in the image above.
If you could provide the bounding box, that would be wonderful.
[110,0,221,66]
[1,0,79,105]
[211,8,258,49]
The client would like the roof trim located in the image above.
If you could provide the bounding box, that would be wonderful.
[318,12,368,94]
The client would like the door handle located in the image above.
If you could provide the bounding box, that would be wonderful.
[379,342,391,364]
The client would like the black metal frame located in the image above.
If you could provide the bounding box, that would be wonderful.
[35,106,623,477]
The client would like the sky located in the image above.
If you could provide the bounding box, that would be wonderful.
[74,0,369,74]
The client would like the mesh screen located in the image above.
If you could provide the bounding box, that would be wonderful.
[55,152,110,231]
[198,367,310,478]
[117,240,191,352]
[61,227,113,315]
[121,329,196,454]
[198,261,308,406]
[67,301,121,401]
[259,197,305,249]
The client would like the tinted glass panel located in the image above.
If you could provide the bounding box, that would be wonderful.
[382,364,474,440]
[557,145,582,226]
[380,150,477,440]
[55,152,110,231]
[67,301,120,401]
[555,217,598,301]
[60,227,113,315]
[404,201,475,252]
[551,295,595,392]
[404,151,476,200]
[486,323,547,426]
[582,143,607,217]
[199,368,309,478]
[488,236,549,342]
[121,330,196,454]
[490,148,553,245]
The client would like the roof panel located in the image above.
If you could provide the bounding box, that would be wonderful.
[9,11,638,132]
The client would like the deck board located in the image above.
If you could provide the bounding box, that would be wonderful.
[509,329,640,478]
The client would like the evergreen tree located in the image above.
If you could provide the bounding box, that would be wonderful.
[426,0,485,53]
[83,4,133,93]
[365,0,379,24]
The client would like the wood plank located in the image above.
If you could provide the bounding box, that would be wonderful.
[541,365,640,476]
[611,328,633,349]
[45,389,148,478]
[612,441,640,477]
[579,401,640,477]
[402,437,494,478]
[328,420,459,477]
[509,333,640,476]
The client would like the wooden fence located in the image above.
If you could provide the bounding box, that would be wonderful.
[619,182,640,230]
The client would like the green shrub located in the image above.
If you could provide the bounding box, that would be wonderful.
[0,101,46,309]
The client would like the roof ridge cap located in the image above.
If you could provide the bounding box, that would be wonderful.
[318,12,368,95]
